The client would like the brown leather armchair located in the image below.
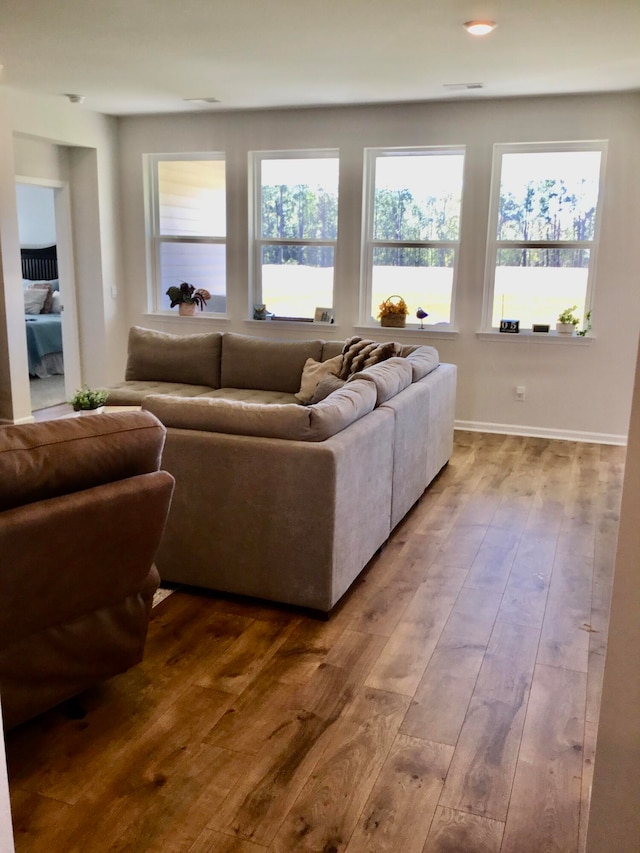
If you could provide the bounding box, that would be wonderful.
[0,411,175,729]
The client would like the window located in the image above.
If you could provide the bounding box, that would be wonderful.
[251,151,339,319]
[484,142,606,331]
[362,147,465,327]
[147,154,226,313]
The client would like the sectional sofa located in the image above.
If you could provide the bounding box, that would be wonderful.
[105,327,457,614]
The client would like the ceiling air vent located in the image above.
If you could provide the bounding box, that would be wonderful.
[183,97,221,105]
[443,82,485,91]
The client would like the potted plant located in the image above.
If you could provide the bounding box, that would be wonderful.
[556,306,580,335]
[70,386,108,413]
[166,282,211,316]
[577,310,592,337]
[378,295,409,328]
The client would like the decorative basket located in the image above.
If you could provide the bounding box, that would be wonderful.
[379,295,408,328]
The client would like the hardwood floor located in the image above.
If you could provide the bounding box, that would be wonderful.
[5,431,625,852]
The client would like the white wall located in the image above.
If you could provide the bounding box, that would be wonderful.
[16,183,56,246]
[0,87,122,423]
[118,92,640,442]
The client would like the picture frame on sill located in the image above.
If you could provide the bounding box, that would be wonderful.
[314,307,334,324]
[499,319,520,333]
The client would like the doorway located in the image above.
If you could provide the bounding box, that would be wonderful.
[15,180,77,413]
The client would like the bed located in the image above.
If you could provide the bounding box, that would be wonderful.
[22,245,64,378]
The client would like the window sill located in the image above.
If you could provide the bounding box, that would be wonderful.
[244,319,341,332]
[476,330,594,344]
[142,312,230,323]
[354,325,459,340]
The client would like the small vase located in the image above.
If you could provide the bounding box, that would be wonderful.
[178,302,197,317]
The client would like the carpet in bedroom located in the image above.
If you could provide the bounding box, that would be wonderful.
[30,374,66,410]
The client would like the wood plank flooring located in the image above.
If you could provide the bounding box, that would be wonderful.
[4,431,626,852]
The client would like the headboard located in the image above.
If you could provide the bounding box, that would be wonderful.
[21,245,58,281]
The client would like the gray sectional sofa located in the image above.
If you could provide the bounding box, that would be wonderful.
[105,326,457,613]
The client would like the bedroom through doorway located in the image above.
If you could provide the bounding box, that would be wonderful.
[16,183,66,412]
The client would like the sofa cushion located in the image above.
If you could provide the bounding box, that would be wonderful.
[198,388,298,404]
[105,380,217,405]
[399,345,440,381]
[221,333,323,393]
[125,326,222,388]
[309,374,346,404]
[339,336,401,379]
[143,381,377,442]
[295,353,344,404]
[347,357,413,405]
[0,411,166,512]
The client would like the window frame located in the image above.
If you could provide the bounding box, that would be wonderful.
[145,152,227,315]
[360,145,465,328]
[249,148,340,320]
[481,140,608,332]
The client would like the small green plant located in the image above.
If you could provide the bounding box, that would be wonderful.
[577,310,592,337]
[70,386,108,411]
[557,306,580,326]
[166,281,211,310]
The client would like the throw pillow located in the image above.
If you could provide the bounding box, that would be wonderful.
[309,374,346,404]
[339,336,401,379]
[295,353,344,404]
[24,288,48,315]
[28,282,54,313]
[51,291,62,314]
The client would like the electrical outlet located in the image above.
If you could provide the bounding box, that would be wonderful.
[515,385,526,401]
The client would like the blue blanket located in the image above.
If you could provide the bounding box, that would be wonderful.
[25,314,62,375]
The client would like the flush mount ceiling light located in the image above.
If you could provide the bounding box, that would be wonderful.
[464,20,496,36]
[184,97,221,105]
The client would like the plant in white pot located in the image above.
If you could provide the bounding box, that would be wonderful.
[70,386,108,413]
[556,306,580,335]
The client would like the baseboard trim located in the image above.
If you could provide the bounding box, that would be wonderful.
[454,419,627,446]
[0,416,34,426]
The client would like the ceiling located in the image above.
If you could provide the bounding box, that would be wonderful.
[1,0,639,117]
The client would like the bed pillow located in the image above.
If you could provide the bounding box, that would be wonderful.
[24,288,48,315]
[28,282,54,313]
[51,292,62,314]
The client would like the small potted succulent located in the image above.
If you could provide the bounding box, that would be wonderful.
[556,306,580,335]
[166,282,211,316]
[377,295,409,328]
[71,386,108,413]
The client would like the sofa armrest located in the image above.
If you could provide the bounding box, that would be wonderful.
[0,471,174,649]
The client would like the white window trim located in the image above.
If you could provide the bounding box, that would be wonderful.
[144,152,227,315]
[481,139,608,332]
[360,145,465,328]
[249,148,339,319]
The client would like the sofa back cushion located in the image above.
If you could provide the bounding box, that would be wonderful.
[0,411,167,512]
[347,357,413,405]
[125,326,222,388]
[399,344,440,381]
[221,333,323,393]
[143,380,377,442]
